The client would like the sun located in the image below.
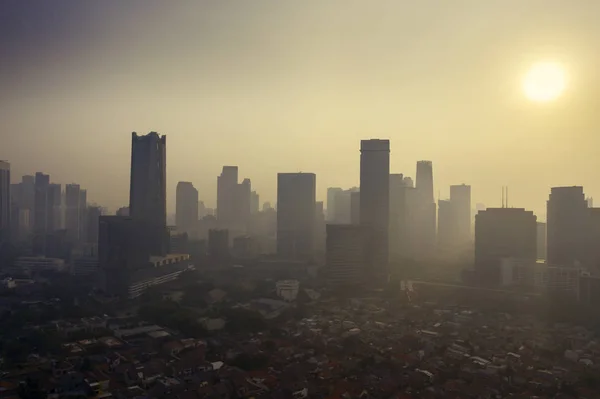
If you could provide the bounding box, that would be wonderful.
[522,61,567,103]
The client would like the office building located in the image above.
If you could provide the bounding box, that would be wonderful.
[326,224,368,286]
[0,161,9,244]
[46,183,61,233]
[65,184,82,241]
[217,166,239,228]
[332,188,358,224]
[326,187,343,222]
[437,199,455,254]
[251,191,260,215]
[239,178,252,229]
[389,173,406,257]
[350,191,360,225]
[314,201,326,252]
[536,222,546,260]
[277,173,316,260]
[129,131,167,255]
[33,172,50,254]
[359,139,390,273]
[208,229,229,259]
[87,206,102,245]
[79,189,87,242]
[547,186,588,267]
[176,182,199,234]
[450,184,472,244]
[475,208,537,286]
[116,207,129,217]
[414,161,436,259]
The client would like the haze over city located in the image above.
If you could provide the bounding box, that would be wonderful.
[3,0,600,216]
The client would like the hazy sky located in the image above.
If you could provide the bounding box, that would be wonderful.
[2,0,600,219]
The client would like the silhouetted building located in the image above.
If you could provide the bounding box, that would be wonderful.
[116,206,129,217]
[587,208,600,271]
[450,184,471,245]
[176,182,199,234]
[129,131,167,255]
[332,188,358,224]
[360,139,390,274]
[65,184,82,242]
[250,191,260,215]
[389,173,405,258]
[326,187,343,222]
[0,161,9,244]
[79,189,87,242]
[32,172,50,254]
[315,201,326,253]
[239,178,252,229]
[326,224,368,286]
[536,222,546,260]
[46,183,61,233]
[208,228,229,259]
[414,161,436,259]
[475,208,537,286]
[547,186,588,267]
[350,191,360,225]
[232,235,259,258]
[198,201,206,218]
[86,206,102,245]
[437,199,456,254]
[217,166,239,228]
[277,172,316,260]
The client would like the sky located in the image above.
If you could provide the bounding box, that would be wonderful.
[2,0,600,219]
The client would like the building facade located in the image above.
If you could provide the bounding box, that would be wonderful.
[326,224,368,286]
[0,161,9,244]
[359,139,390,273]
[176,181,199,234]
[277,172,316,260]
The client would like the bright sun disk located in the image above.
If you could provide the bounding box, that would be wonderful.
[522,61,567,103]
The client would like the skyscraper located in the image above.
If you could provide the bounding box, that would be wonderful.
[79,189,88,242]
[277,173,316,259]
[389,173,405,257]
[33,172,49,254]
[0,161,10,244]
[326,224,368,286]
[359,139,390,273]
[65,184,81,241]
[547,186,589,267]
[350,191,360,225]
[176,182,199,234]
[475,208,537,286]
[239,178,252,229]
[46,183,61,233]
[250,191,260,215]
[129,132,167,255]
[450,184,472,245]
[217,166,239,228]
[326,187,343,222]
[414,161,436,259]
[537,222,546,260]
[437,199,456,254]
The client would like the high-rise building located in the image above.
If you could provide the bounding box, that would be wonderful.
[79,189,87,242]
[217,166,239,228]
[326,187,343,222]
[208,229,229,259]
[547,186,588,267]
[176,182,199,234]
[350,191,360,225]
[437,199,456,254]
[360,139,390,273]
[414,161,436,258]
[389,173,405,257]
[239,178,252,229]
[198,201,206,219]
[325,224,368,286]
[277,173,316,259]
[332,188,357,224]
[450,184,471,244]
[129,131,167,255]
[99,216,150,296]
[116,207,129,217]
[250,191,260,215]
[46,183,61,233]
[33,172,50,254]
[87,206,102,245]
[314,201,326,252]
[65,184,81,241]
[536,222,547,260]
[475,208,537,286]
[0,161,10,244]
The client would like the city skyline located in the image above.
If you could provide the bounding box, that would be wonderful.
[3,1,600,217]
